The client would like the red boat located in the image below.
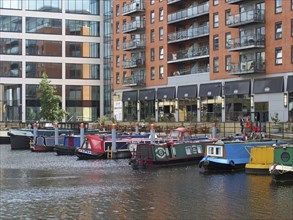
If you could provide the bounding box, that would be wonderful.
[30,136,64,152]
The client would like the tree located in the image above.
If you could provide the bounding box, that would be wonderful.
[37,73,68,122]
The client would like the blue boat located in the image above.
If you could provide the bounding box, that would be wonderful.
[199,140,286,172]
[54,136,81,155]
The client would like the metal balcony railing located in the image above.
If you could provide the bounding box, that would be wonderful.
[226,0,244,4]
[122,20,145,33]
[123,74,146,87]
[229,60,265,75]
[168,46,209,62]
[229,34,265,51]
[122,1,145,16]
[168,2,209,24]
[123,39,145,51]
[122,58,145,69]
[228,9,265,27]
[171,66,210,76]
[168,24,209,43]
[167,0,183,5]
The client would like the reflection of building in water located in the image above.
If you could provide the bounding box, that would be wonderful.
[0,0,105,122]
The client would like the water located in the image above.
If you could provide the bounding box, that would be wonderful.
[0,145,292,220]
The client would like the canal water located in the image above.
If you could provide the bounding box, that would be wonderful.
[0,145,292,220]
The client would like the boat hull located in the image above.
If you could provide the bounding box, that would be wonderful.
[54,146,77,156]
[9,133,32,150]
[199,159,245,172]
[271,170,293,184]
[76,149,105,160]
[31,145,55,152]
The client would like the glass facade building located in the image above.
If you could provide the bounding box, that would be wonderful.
[0,0,103,123]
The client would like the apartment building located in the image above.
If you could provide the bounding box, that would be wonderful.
[0,0,104,123]
[112,0,293,124]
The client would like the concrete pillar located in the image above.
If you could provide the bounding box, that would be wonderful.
[33,123,38,142]
[211,123,217,139]
[150,124,156,144]
[112,124,117,152]
[135,122,139,134]
[80,123,84,147]
[54,123,59,145]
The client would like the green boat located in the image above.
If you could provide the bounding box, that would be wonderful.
[269,144,293,184]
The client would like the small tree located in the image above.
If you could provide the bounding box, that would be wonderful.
[37,73,68,122]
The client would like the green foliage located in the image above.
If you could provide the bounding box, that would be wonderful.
[97,115,109,126]
[37,73,68,122]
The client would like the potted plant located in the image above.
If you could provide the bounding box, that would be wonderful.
[271,113,281,133]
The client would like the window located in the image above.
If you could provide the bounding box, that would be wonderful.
[213,57,219,72]
[159,65,164,79]
[150,11,155,24]
[159,8,163,21]
[275,0,282,13]
[291,46,293,63]
[275,22,282,39]
[225,55,231,71]
[150,29,155,42]
[0,38,22,55]
[292,0,293,10]
[213,0,219,6]
[150,48,155,61]
[159,27,163,40]
[150,0,155,5]
[116,56,120,67]
[116,5,119,16]
[291,19,293,36]
[123,71,126,83]
[65,20,100,36]
[213,35,219,50]
[116,21,119,33]
[225,9,231,26]
[116,72,120,84]
[65,0,99,15]
[0,16,22,33]
[151,67,155,80]
[159,47,164,60]
[116,39,120,50]
[207,145,223,157]
[275,47,282,65]
[213,13,219,28]
[225,32,231,49]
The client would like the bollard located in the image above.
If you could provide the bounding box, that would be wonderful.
[54,123,59,145]
[112,124,117,153]
[33,123,38,143]
[80,123,84,147]
[135,122,139,134]
[150,124,156,144]
[211,123,217,139]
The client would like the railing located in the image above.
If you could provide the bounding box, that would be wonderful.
[123,74,146,87]
[168,46,209,62]
[228,9,265,27]
[229,60,265,75]
[123,39,145,50]
[226,0,244,4]
[171,65,209,76]
[230,34,265,50]
[122,20,145,33]
[168,24,209,43]
[168,2,209,24]
[122,1,145,15]
[122,58,145,69]
[167,0,183,4]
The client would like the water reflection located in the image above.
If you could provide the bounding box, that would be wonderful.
[0,145,292,220]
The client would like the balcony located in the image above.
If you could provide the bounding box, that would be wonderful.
[167,0,184,5]
[168,46,209,63]
[122,20,145,33]
[168,2,209,24]
[228,60,265,75]
[226,0,244,4]
[229,34,265,51]
[168,24,209,44]
[122,1,145,16]
[171,66,209,76]
[123,74,146,87]
[122,58,145,69]
[228,9,265,28]
[123,39,145,51]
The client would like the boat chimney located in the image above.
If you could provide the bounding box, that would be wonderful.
[80,123,84,147]
[112,124,117,152]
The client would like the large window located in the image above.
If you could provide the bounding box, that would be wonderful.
[26,0,61,12]
[275,47,282,65]
[213,35,219,51]
[213,57,219,72]
[159,65,164,79]
[66,20,100,36]
[225,32,231,49]
[150,10,155,24]
[26,17,62,34]
[0,16,22,32]
[0,61,21,77]
[66,42,100,58]
[275,0,282,13]
[65,0,100,15]
[26,62,62,78]
[0,0,22,9]
[159,47,164,60]
[275,22,282,39]
[26,40,62,56]
[4,85,22,121]
[0,38,22,55]
[150,67,155,80]
[213,13,219,28]
[225,95,250,122]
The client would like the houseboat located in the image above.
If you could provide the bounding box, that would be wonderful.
[54,135,80,155]
[8,129,34,150]
[269,144,293,184]
[245,146,275,175]
[128,127,217,169]
[198,140,285,173]
[30,136,64,152]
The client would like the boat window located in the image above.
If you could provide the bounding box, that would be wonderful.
[281,152,290,162]
[170,130,179,138]
[207,145,223,157]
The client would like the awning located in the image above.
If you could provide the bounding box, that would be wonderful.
[199,82,222,97]
[253,77,284,94]
[122,90,137,102]
[177,85,197,99]
[157,87,176,100]
[287,75,293,92]
[224,80,250,96]
[139,89,155,100]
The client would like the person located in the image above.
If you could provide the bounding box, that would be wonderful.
[240,115,245,134]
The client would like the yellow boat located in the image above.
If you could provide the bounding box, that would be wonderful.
[245,146,275,175]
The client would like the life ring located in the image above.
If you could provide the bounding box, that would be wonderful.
[155,147,166,159]
[230,160,235,167]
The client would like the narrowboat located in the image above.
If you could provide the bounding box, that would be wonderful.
[30,136,64,152]
[76,135,134,160]
[269,144,293,184]
[128,127,217,169]
[199,140,285,173]
[8,129,34,150]
[54,135,81,156]
[245,146,275,175]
